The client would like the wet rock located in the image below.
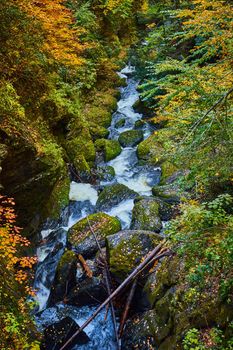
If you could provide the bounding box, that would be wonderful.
[68,212,121,258]
[118,130,144,147]
[115,118,125,128]
[41,316,89,350]
[96,183,138,212]
[137,134,163,163]
[67,277,107,306]
[95,139,121,161]
[96,165,115,182]
[106,230,162,281]
[49,250,77,305]
[134,119,144,128]
[131,197,162,232]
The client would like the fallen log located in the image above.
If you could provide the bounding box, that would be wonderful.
[60,239,167,350]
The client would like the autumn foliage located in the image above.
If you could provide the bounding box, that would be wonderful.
[0,196,38,349]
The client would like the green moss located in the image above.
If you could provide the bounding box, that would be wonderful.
[44,174,70,219]
[57,250,77,274]
[115,118,125,128]
[131,199,162,232]
[95,139,121,161]
[73,154,91,174]
[69,212,121,246]
[109,236,143,280]
[85,106,112,128]
[118,130,144,147]
[160,161,178,184]
[88,122,109,140]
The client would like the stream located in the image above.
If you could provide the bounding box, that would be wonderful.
[33,64,161,349]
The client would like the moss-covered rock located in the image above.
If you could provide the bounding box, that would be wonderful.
[68,212,121,257]
[85,106,112,128]
[96,183,138,211]
[44,175,70,220]
[49,250,77,305]
[131,197,162,232]
[160,161,178,185]
[137,134,163,163]
[95,139,121,162]
[118,130,144,147]
[96,165,115,182]
[134,120,144,128]
[152,184,181,203]
[88,122,109,140]
[115,118,125,128]
[73,154,91,177]
[106,230,162,281]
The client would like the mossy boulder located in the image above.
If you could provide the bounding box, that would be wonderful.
[96,165,115,182]
[118,130,144,147]
[49,250,77,305]
[137,129,174,165]
[96,183,138,212]
[134,120,144,128]
[85,106,112,128]
[106,230,162,281]
[44,175,70,220]
[152,184,181,203]
[131,198,162,232]
[115,118,126,128]
[137,134,163,163]
[88,122,109,140]
[68,212,121,257]
[160,161,178,185]
[73,154,91,178]
[95,139,121,162]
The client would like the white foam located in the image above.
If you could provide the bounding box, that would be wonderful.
[106,199,134,229]
[69,182,98,205]
[118,173,152,195]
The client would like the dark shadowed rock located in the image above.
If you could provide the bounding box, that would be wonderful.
[41,317,89,350]
[67,277,107,306]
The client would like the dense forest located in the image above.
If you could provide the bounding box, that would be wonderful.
[0,0,232,349]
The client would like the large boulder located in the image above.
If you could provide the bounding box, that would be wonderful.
[118,130,144,147]
[49,250,77,305]
[152,184,181,203]
[131,198,162,232]
[106,230,162,281]
[95,139,121,161]
[96,183,138,212]
[67,277,107,306]
[68,212,121,258]
[41,317,89,350]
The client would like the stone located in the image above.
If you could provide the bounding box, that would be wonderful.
[41,317,89,350]
[106,230,162,281]
[152,184,181,203]
[131,197,162,232]
[68,212,121,258]
[67,277,107,306]
[96,183,138,212]
[95,139,121,161]
[49,250,77,305]
[96,165,115,182]
[118,130,144,147]
[115,118,126,128]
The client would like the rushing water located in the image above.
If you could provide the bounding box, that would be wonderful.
[33,64,161,348]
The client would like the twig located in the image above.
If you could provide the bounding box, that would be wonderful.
[118,278,138,338]
[77,254,93,278]
[60,239,166,350]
